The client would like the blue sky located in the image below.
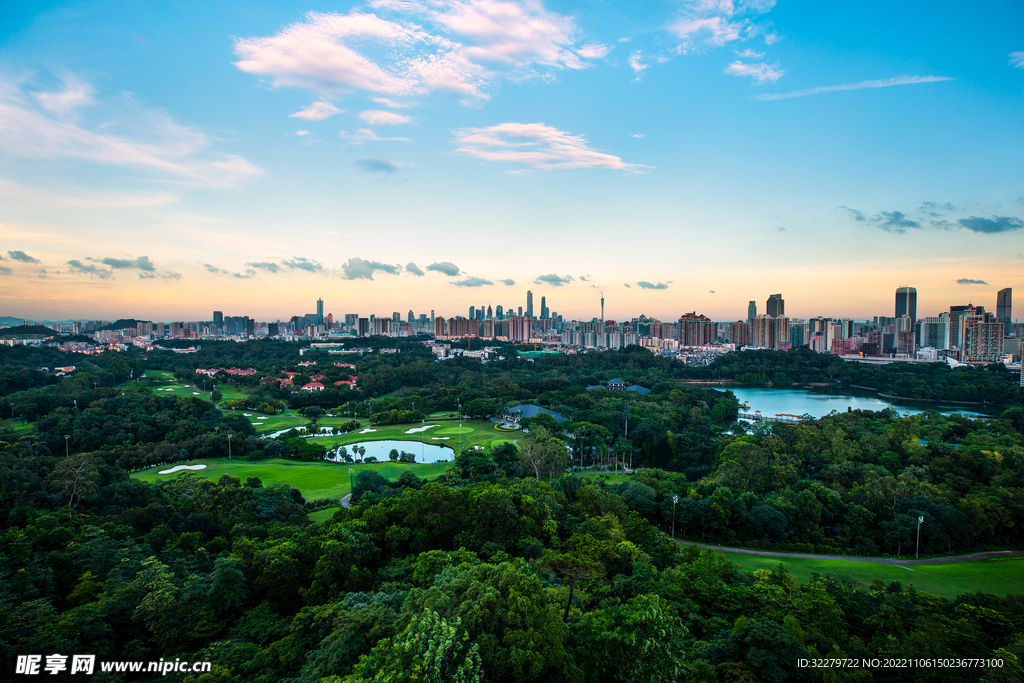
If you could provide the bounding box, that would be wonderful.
[0,0,1022,322]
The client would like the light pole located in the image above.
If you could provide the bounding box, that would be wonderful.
[916,515,924,559]
[672,495,679,539]
[64,434,70,458]
[349,467,355,494]
[457,399,462,455]
[227,433,232,459]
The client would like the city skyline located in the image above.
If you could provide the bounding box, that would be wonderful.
[1,1,1023,320]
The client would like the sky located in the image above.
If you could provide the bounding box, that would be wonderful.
[0,0,1022,323]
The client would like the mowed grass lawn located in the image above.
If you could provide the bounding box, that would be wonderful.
[133,458,450,501]
[139,370,247,403]
[713,551,1024,599]
[309,419,520,455]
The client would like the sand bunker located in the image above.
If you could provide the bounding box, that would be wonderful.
[359,428,377,434]
[405,424,439,434]
[431,437,450,440]
[159,464,207,474]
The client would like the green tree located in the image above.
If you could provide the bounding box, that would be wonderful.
[343,608,483,683]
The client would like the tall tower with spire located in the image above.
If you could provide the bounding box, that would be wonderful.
[601,293,605,325]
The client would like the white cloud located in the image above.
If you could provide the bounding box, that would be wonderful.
[754,75,954,101]
[451,122,648,172]
[33,77,94,118]
[669,0,776,49]
[233,1,605,106]
[373,96,412,108]
[724,60,783,83]
[340,127,412,144]
[0,77,261,188]
[1010,51,1024,69]
[289,101,343,120]
[628,51,649,80]
[737,48,763,58]
[359,109,413,125]
[577,43,612,59]
[631,132,645,138]
[295,130,311,135]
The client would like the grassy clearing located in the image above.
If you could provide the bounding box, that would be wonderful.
[309,419,520,455]
[133,458,450,501]
[713,550,1024,599]
[308,507,341,524]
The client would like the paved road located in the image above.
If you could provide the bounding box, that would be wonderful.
[340,493,351,508]
[674,540,1024,565]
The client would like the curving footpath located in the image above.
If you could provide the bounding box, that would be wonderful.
[674,539,1024,565]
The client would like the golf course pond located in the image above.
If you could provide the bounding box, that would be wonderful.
[328,439,455,464]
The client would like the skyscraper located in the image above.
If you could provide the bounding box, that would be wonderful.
[997,288,1012,335]
[540,296,548,319]
[766,294,784,318]
[526,290,533,317]
[895,286,917,322]
[487,304,493,318]
[747,301,756,322]
[469,306,475,319]
[495,305,503,319]
[316,298,324,325]
[601,293,605,324]
[212,311,223,329]
[408,310,414,323]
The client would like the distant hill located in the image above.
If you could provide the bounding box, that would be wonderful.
[97,319,149,331]
[0,316,38,327]
[0,324,59,337]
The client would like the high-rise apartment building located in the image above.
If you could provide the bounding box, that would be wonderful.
[895,286,917,322]
[766,294,784,318]
[526,291,533,317]
[963,312,1003,363]
[392,312,401,323]
[727,321,751,347]
[920,314,951,350]
[997,288,1012,336]
[357,318,370,337]
[677,312,716,346]
[950,304,984,348]
[509,315,533,342]
[434,316,446,337]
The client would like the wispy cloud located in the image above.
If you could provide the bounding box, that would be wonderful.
[427,261,461,276]
[340,257,401,280]
[958,216,1023,234]
[247,261,281,273]
[0,266,11,276]
[669,0,777,50]
[0,76,262,187]
[233,2,605,105]
[8,250,40,264]
[66,259,112,279]
[637,281,668,289]
[755,75,953,101]
[359,109,412,125]
[95,255,156,271]
[956,278,988,285]
[406,262,425,276]
[724,60,783,83]
[534,273,574,286]
[340,128,412,145]
[289,101,343,120]
[499,278,515,285]
[1009,51,1024,69]
[202,263,229,274]
[839,207,920,233]
[452,122,647,172]
[282,257,324,272]
[628,51,649,80]
[355,158,404,173]
[453,276,492,287]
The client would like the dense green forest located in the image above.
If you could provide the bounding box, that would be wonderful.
[2,339,1023,681]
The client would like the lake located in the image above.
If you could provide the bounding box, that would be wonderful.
[328,439,455,464]
[727,387,991,420]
